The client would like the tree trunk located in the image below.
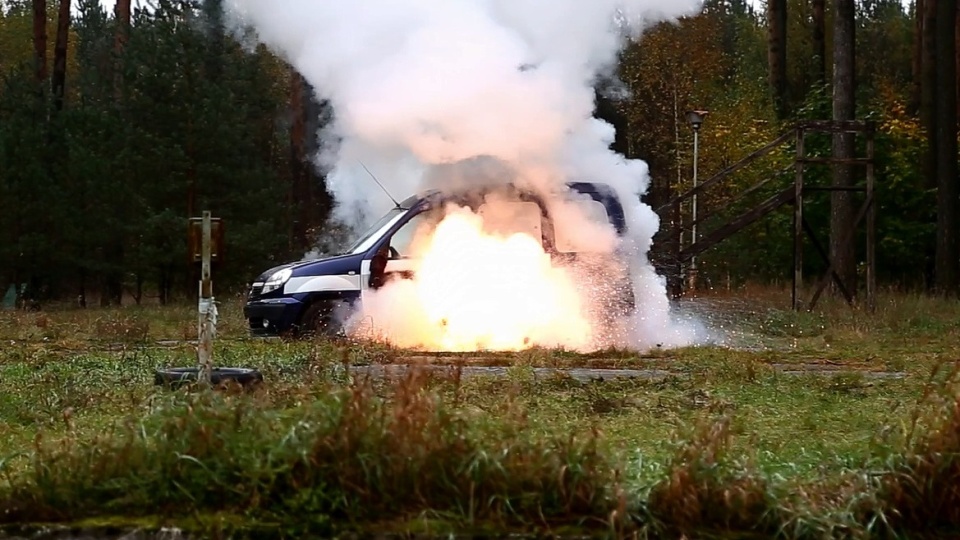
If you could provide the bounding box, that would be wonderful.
[912,0,925,111]
[767,0,788,117]
[100,275,123,307]
[134,272,143,306]
[114,0,131,99]
[32,0,47,86]
[51,0,70,112]
[158,266,171,306]
[935,0,959,293]
[290,68,308,250]
[79,269,87,308]
[115,0,131,51]
[813,0,827,85]
[95,0,134,308]
[203,0,224,80]
[922,0,939,189]
[830,0,858,298]
[289,75,335,252]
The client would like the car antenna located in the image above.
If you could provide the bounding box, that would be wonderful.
[358,161,400,208]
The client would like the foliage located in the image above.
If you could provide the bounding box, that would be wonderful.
[613,0,928,293]
[0,0,943,300]
[868,88,935,287]
[0,0,325,306]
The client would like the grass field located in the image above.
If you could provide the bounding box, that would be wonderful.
[0,286,958,538]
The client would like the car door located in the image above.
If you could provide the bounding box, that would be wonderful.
[359,196,551,299]
[358,205,431,305]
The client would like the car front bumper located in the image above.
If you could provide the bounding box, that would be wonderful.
[243,297,304,336]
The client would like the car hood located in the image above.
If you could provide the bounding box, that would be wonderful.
[253,262,295,283]
[291,252,364,277]
[254,252,364,282]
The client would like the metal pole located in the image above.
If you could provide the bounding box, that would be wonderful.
[198,211,215,385]
[688,127,699,291]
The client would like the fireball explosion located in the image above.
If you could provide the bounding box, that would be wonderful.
[225,0,710,352]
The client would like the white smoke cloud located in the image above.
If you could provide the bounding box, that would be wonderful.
[224,0,710,351]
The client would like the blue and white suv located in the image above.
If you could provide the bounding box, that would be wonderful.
[243,181,635,338]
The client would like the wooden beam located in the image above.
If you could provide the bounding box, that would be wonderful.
[650,119,877,312]
[679,185,796,262]
[808,194,874,310]
[803,186,867,192]
[198,211,214,385]
[656,129,796,213]
[658,164,795,245]
[797,157,873,165]
[794,120,876,132]
[802,216,855,304]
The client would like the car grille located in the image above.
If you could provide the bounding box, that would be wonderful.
[248,283,264,299]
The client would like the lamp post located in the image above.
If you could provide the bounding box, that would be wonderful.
[685,109,708,292]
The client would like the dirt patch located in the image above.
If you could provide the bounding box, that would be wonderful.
[0,526,186,540]
[350,362,905,382]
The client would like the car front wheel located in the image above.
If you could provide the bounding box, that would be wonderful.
[296,300,347,340]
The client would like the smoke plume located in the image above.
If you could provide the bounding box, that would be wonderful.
[225,0,711,351]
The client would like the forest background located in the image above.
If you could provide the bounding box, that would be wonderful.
[0,0,956,307]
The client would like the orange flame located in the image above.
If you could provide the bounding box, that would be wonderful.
[351,201,620,351]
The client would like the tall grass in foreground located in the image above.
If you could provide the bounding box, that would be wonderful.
[2,290,960,537]
[865,360,960,535]
[0,370,614,536]
[638,357,960,539]
[3,362,960,538]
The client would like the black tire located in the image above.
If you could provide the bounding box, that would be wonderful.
[154,367,264,389]
[297,300,346,340]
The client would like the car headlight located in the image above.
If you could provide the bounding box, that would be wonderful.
[261,268,292,295]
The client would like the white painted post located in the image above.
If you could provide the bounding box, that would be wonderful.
[197,211,216,384]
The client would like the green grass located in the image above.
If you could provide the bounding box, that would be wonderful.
[0,287,959,537]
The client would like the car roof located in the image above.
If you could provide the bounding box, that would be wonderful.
[401,181,627,235]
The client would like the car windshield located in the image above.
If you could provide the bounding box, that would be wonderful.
[344,207,408,255]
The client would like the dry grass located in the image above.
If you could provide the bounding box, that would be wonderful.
[0,369,618,537]
[863,360,960,535]
[0,287,959,537]
[645,416,781,536]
